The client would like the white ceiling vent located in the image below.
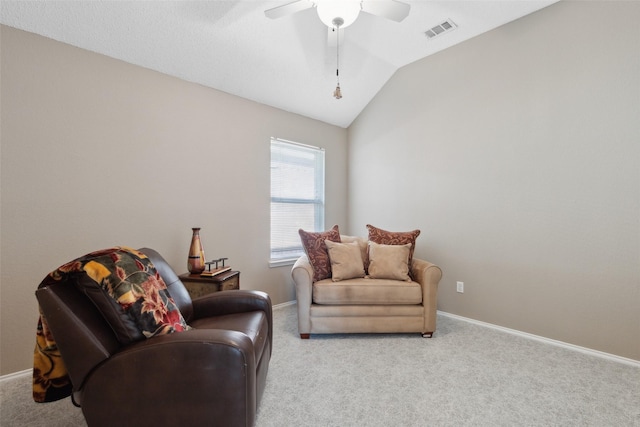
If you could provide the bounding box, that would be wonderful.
[424,19,457,40]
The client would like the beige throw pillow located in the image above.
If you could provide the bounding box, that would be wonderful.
[366,224,420,277]
[367,241,412,281]
[325,240,366,282]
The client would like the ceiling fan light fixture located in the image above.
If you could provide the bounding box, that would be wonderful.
[333,84,342,99]
[316,0,361,29]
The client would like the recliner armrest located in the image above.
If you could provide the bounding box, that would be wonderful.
[191,290,273,357]
[191,290,271,320]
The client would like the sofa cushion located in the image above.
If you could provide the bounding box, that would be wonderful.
[325,240,366,281]
[313,277,422,305]
[299,225,341,282]
[367,241,412,281]
[366,224,421,273]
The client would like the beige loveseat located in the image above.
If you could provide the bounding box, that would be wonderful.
[291,234,442,339]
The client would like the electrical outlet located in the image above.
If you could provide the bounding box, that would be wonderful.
[456,281,464,293]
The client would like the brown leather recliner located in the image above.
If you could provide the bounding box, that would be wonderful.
[35,247,272,427]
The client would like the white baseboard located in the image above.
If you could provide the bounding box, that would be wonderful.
[438,310,640,368]
[0,368,31,382]
[273,300,296,310]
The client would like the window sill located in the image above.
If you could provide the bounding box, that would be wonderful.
[269,258,298,268]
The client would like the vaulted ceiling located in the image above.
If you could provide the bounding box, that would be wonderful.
[1,1,557,127]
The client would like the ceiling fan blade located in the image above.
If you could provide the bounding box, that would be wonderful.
[361,0,411,22]
[264,0,314,19]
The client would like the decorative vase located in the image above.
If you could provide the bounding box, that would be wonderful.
[187,227,206,274]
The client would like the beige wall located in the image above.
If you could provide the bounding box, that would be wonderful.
[0,26,348,375]
[2,1,638,376]
[348,1,640,360]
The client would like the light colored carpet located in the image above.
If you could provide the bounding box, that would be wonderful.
[2,304,639,426]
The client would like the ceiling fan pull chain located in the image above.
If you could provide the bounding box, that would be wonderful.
[333,21,342,99]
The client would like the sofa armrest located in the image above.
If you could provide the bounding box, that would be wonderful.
[291,256,313,303]
[81,329,257,426]
[291,256,313,336]
[411,258,443,335]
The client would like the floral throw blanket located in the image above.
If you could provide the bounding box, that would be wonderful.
[33,246,189,403]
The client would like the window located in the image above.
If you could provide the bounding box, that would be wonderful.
[270,138,325,265]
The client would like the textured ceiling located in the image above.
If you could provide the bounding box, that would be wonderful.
[1,0,557,128]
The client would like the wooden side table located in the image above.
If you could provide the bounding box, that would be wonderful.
[179,270,240,299]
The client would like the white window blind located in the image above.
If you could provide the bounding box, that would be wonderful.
[270,138,325,263]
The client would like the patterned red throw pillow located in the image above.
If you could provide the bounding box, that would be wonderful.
[299,225,341,282]
[366,224,421,271]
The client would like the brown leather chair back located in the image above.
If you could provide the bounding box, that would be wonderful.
[36,279,120,391]
[35,248,193,391]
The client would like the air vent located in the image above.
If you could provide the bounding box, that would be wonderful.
[424,19,457,40]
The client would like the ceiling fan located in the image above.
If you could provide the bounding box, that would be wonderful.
[264,0,411,29]
[265,1,411,100]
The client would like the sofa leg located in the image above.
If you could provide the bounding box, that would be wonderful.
[300,334,310,339]
[422,332,433,338]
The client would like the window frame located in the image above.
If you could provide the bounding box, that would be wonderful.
[269,138,325,267]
